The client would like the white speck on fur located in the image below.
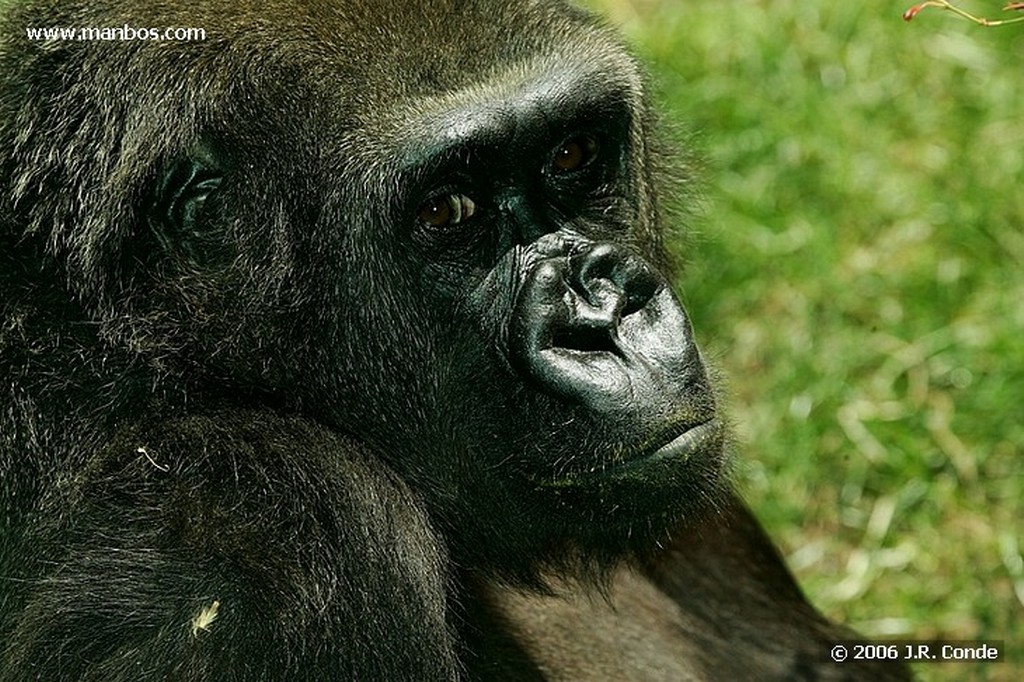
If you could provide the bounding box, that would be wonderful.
[136,446,169,472]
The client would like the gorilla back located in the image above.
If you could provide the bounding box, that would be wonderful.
[0,1,909,680]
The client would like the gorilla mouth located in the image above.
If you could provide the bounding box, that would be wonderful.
[617,417,722,475]
[542,417,722,486]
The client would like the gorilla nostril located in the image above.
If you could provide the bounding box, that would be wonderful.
[570,244,659,316]
[621,268,659,316]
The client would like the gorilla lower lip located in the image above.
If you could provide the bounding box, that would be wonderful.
[546,418,721,485]
[616,418,721,474]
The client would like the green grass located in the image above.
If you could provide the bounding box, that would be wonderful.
[588,1,1024,679]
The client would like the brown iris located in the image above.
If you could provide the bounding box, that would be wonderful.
[552,135,599,173]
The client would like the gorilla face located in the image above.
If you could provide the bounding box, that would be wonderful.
[297,36,725,569]
[5,0,725,574]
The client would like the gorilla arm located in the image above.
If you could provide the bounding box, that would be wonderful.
[461,491,912,682]
[0,410,459,682]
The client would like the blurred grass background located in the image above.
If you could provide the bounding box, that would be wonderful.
[585,1,1023,679]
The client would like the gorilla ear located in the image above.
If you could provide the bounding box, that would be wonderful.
[148,150,225,266]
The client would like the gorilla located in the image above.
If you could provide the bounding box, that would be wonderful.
[0,0,911,679]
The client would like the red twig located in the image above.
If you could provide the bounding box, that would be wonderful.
[903,1,1024,25]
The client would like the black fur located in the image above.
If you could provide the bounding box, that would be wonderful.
[1,1,910,679]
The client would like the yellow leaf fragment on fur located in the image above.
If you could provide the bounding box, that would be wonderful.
[190,600,221,637]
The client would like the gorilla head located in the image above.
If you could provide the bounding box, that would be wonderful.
[0,0,723,580]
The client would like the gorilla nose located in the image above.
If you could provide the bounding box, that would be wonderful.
[543,244,660,356]
[508,236,705,420]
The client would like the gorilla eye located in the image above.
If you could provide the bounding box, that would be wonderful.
[552,135,599,173]
[149,155,226,266]
[417,193,477,228]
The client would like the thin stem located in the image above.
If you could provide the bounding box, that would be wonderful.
[906,1,1024,26]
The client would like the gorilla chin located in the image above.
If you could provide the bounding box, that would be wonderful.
[528,415,728,564]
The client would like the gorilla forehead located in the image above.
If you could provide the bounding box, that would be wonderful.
[374,50,643,160]
[20,0,626,86]
[5,1,642,162]
[214,0,642,140]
